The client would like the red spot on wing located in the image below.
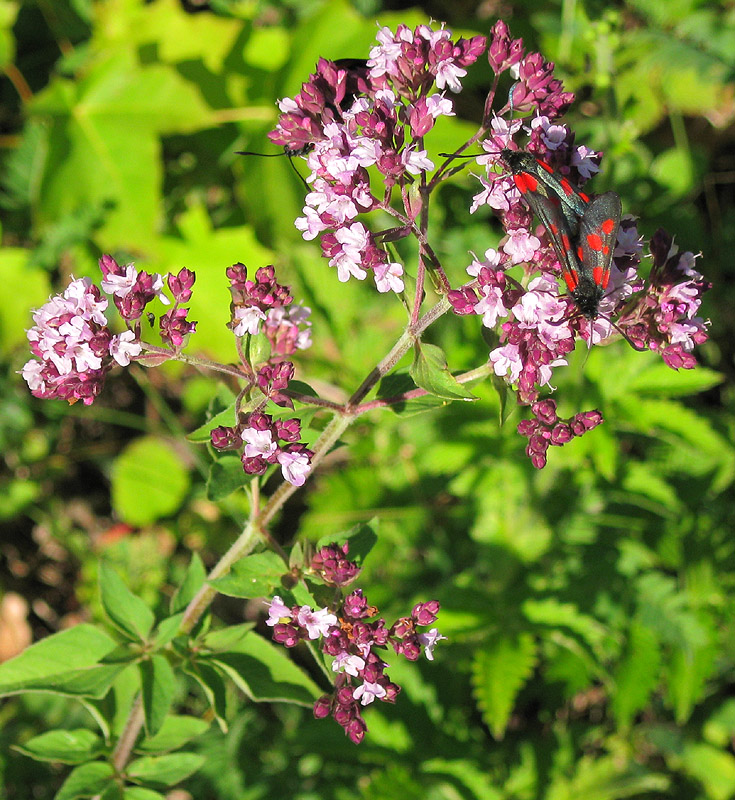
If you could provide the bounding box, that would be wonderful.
[602,271,611,289]
[592,266,603,285]
[563,269,579,292]
[560,178,574,197]
[561,234,571,251]
[586,233,603,252]
[601,217,615,234]
[536,159,554,175]
[514,173,538,193]
[579,191,590,203]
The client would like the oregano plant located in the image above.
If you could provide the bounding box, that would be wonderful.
[6,19,711,799]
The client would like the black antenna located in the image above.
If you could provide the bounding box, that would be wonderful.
[236,146,311,192]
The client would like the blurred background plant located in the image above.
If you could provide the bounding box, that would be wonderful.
[1,0,734,798]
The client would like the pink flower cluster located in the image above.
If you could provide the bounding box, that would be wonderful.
[266,542,445,744]
[270,24,485,293]
[211,411,313,487]
[227,263,311,355]
[22,277,142,406]
[615,229,710,367]
[22,256,200,406]
[443,21,711,450]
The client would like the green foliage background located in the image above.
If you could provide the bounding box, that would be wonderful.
[1,0,734,798]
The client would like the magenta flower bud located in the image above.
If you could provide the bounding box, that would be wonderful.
[408,97,435,137]
[532,399,558,425]
[662,345,697,370]
[531,452,547,469]
[448,287,479,315]
[313,695,331,719]
[346,718,367,745]
[550,422,573,445]
[210,425,240,450]
[241,454,268,475]
[98,254,121,278]
[487,20,523,74]
[274,417,301,442]
[160,307,196,347]
[529,433,549,453]
[570,419,586,437]
[381,681,400,702]
[517,419,538,437]
[412,600,439,625]
[168,267,195,302]
[272,622,302,647]
[311,543,360,587]
[343,589,369,619]
[578,410,603,430]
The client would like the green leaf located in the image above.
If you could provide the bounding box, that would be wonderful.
[666,634,718,724]
[315,519,378,567]
[612,621,661,728]
[153,613,184,647]
[30,50,214,251]
[680,743,735,800]
[409,341,477,401]
[208,552,286,599]
[170,553,206,615]
[471,633,537,739]
[186,401,236,444]
[207,633,321,706]
[111,437,191,526]
[376,371,447,416]
[99,563,156,641]
[13,729,103,765]
[0,248,52,353]
[54,761,115,800]
[126,753,205,787]
[523,598,606,652]
[627,362,723,396]
[44,664,133,699]
[136,715,209,754]
[183,662,228,730]
[206,455,250,501]
[123,789,165,800]
[0,624,116,696]
[140,655,177,738]
[201,623,255,653]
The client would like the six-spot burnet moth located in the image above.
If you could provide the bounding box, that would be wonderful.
[500,148,621,320]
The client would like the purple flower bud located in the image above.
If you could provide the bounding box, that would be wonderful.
[313,695,331,719]
[532,398,558,425]
[577,410,603,430]
[448,287,479,315]
[98,254,121,278]
[160,307,196,347]
[346,717,367,745]
[311,542,361,587]
[343,589,370,619]
[274,417,301,443]
[272,622,302,647]
[168,267,195,302]
[487,20,524,74]
[517,419,538,437]
[412,600,439,625]
[210,425,241,450]
[550,422,573,444]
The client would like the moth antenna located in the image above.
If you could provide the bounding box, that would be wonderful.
[236,148,311,192]
[236,150,288,157]
[437,152,479,159]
